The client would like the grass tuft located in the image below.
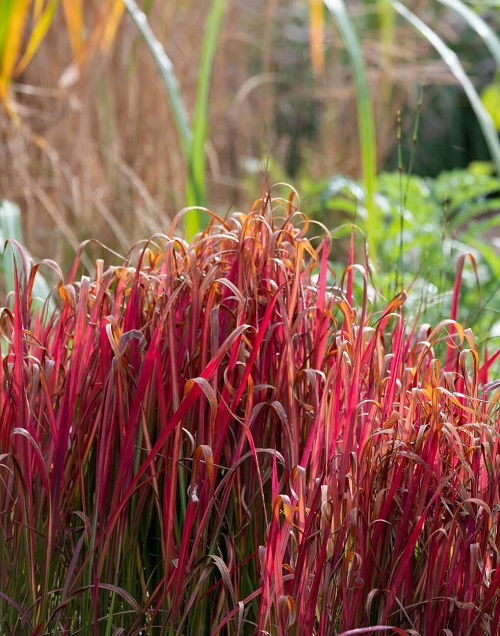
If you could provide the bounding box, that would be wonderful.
[0,192,498,633]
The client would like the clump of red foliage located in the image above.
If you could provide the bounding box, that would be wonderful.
[0,192,498,635]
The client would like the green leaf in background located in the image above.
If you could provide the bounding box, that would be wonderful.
[305,164,500,341]
[0,199,22,294]
[0,200,54,311]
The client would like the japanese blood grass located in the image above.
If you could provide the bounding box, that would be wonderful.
[0,195,498,634]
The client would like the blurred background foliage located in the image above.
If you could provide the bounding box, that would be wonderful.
[0,0,499,343]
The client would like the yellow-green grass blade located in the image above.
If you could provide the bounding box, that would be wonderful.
[323,0,378,262]
[378,0,396,52]
[377,1,396,111]
[0,1,16,58]
[0,0,31,101]
[389,0,500,175]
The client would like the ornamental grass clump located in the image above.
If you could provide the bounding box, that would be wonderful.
[0,192,498,635]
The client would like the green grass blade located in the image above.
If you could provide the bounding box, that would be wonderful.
[390,0,500,175]
[124,0,200,235]
[438,0,500,67]
[0,0,16,58]
[185,0,228,236]
[124,0,226,239]
[123,0,192,157]
[323,0,378,262]
[378,0,396,51]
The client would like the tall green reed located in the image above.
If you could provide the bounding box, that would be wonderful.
[124,0,228,239]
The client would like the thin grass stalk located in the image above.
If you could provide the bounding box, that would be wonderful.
[123,0,200,238]
[377,0,396,102]
[122,0,192,158]
[389,0,500,175]
[323,0,378,262]
[438,0,500,67]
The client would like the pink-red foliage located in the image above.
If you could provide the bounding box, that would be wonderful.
[0,194,498,634]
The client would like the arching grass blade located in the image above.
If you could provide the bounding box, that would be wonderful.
[389,0,500,175]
